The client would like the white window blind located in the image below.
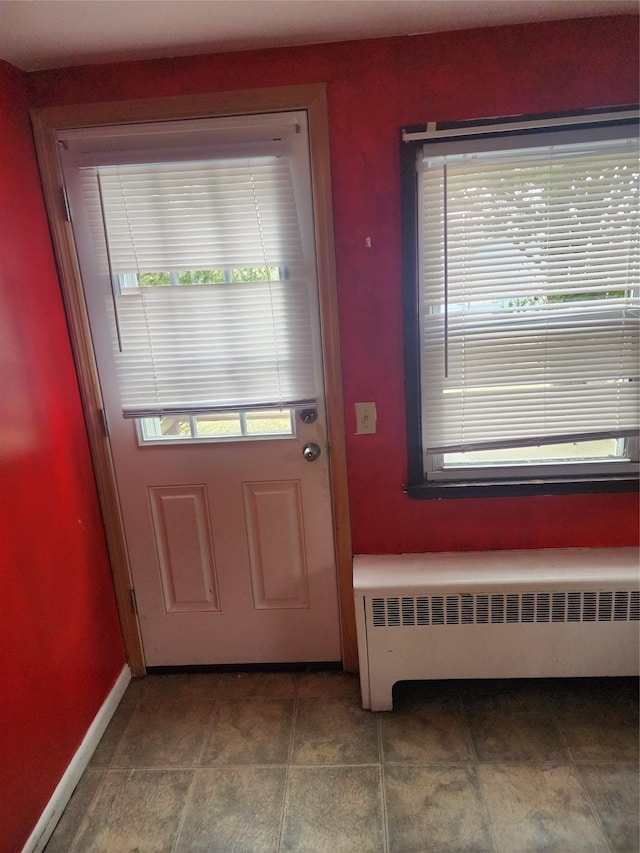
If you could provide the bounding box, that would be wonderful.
[96,157,305,272]
[419,135,639,457]
[113,280,314,416]
[78,134,317,417]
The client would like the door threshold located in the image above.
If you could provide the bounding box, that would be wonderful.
[146,661,343,675]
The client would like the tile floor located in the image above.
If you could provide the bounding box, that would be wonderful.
[45,672,639,852]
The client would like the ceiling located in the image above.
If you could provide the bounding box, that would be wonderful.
[0,0,636,72]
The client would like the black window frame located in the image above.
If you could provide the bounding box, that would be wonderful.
[401,106,640,500]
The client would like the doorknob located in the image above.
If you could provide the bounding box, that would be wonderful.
[302,442,322,462]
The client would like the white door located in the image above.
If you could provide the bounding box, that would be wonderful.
[60,112,341,665]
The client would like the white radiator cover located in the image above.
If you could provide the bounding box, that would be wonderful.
[354,548,639,711]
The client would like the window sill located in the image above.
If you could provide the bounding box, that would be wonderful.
[404,475,639,500]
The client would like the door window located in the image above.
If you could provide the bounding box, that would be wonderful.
[138,408,294,443]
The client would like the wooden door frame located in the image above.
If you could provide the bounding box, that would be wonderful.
[31,83,357,675]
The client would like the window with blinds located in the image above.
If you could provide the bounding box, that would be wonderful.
[401,109,639,494]
[61,112,318,422]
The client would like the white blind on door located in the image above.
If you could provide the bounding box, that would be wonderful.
[85,151,316,416]
[420,136,639,454]
[115,282,314,416]
[97,157,306,272]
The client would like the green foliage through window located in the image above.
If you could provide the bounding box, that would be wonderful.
[135,267,282,286]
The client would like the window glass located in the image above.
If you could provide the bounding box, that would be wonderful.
[138,409,293,443]
[442,438,624,468]
[121,267,282,288]
[245,410,293,435]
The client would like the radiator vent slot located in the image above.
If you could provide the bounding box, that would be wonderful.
[536,592,550,622]
[461,594,474,624]
[491,594,505,623]
[416,596,429,625]
[372,598,385,627]
[387,597,400,627]
[402,596,415,626]
[370,590,640,628]
[476,595,488,624]
[568,593,581,622]
[598,591,612,622]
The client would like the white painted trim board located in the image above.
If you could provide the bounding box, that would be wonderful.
[22,664,131,853]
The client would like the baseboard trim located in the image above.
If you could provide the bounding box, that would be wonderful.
[22,664,131,853]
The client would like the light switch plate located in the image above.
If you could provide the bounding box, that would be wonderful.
[355,402,377,434]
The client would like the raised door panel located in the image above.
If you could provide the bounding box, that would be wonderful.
[242,480,310,609]
[148,485,220,612]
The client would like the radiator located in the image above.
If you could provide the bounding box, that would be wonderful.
[354,548,639,711]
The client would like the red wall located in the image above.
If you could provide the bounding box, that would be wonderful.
[0,60,126,853]
[28,16,639,554]
[2,17,636,850]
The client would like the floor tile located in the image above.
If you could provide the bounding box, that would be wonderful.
[298,670,360,700]
[45,675,640,853]
[88,687,142,768]
[576,762,640,853]
[465,692,567,762]
[545,677,638,709]
[281,765,384,852]
[455,678,557,703]
[292,697,379,765]
[381,695,474,763]
[393,679,469,703]
[222,671,298,699]
[142,672,224,701]
[552,683,639,761]
[44,769,105,852]
[384,764,494,853]
[479,763,609,852]
[70,769,192,852]
[201,699,294,765]
[112,700,213,767]
[175,767,286,852]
